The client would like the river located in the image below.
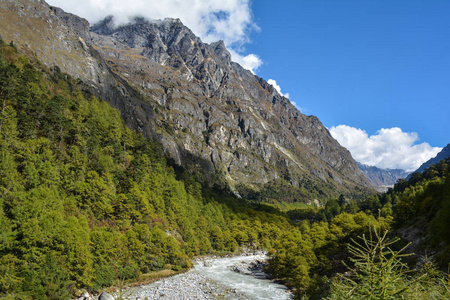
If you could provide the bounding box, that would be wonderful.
[194,254,292,300]
[126,254,292,300]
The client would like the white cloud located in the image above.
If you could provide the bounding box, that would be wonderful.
[46,0,260,72]
[267,79,305,111]
[268,79,286,97]
[329,125,442,172]
[229,49,262,74]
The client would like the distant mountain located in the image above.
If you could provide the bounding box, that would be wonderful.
[357,162,410,192]
[407,143,450,179]
[0,0,373,201]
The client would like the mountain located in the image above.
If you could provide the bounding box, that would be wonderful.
[357,162,410,192]
[407,143,450,179]
[0,37,301,297]
[0,0,373,201]
[0,8,447,298]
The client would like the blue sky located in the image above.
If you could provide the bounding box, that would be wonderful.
[248,1,449,144]
[46,0,448,171]
[245,0,449,170]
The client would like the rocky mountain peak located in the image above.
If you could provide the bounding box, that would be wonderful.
[89,15,116,35]
[91,16,203,62]
[210,40,232,62]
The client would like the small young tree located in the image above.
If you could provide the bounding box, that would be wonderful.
[327,227,413,299]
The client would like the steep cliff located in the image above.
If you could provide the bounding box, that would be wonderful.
[0,0,373,201]
[0,0,160,140]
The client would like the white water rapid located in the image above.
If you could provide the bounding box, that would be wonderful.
[194,255,292,300]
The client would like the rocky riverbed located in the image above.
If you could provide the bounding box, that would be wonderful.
[123,271,250,300]
[78,255,291,300]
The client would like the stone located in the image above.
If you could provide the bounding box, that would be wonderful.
[98,291,114,300]
[77,291,91,300]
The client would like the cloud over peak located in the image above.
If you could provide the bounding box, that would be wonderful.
[229,50,262,74]
[330,125,442,172]
[268,79,289,98]
[267,79,305,111]
[46,0,262,72]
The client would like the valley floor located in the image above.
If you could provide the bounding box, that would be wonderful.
[111,255,291,300]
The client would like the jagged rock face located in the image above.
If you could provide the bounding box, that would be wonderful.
[0,0,159,139]
[0,0,373,198]
[0,0,96,83]
[90,16,371,190]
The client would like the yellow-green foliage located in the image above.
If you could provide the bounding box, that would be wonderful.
[327,227,450,300]
[267,158,450,299]
[0,40,292,299]
[389,159,450,265]
[267,212,391,294]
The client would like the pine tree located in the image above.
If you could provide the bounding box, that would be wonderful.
[327,227,413,299]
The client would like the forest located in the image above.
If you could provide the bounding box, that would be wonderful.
[0,40,293,298]
[267,157,450,299]
[0,40,448,299]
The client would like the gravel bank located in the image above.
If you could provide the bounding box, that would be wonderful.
[119,271,249,300]
[77,254,290,300]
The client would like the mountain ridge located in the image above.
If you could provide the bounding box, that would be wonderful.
[88,15,372,193]
[407,143,450,179]
[357,162,409,192]
[0,0,374,201]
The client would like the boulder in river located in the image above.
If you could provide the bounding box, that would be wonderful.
[228,259,269,279]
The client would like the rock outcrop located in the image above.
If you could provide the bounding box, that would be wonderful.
[0,0,373,200]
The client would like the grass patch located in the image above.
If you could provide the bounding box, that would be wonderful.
[126,268,187,288]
